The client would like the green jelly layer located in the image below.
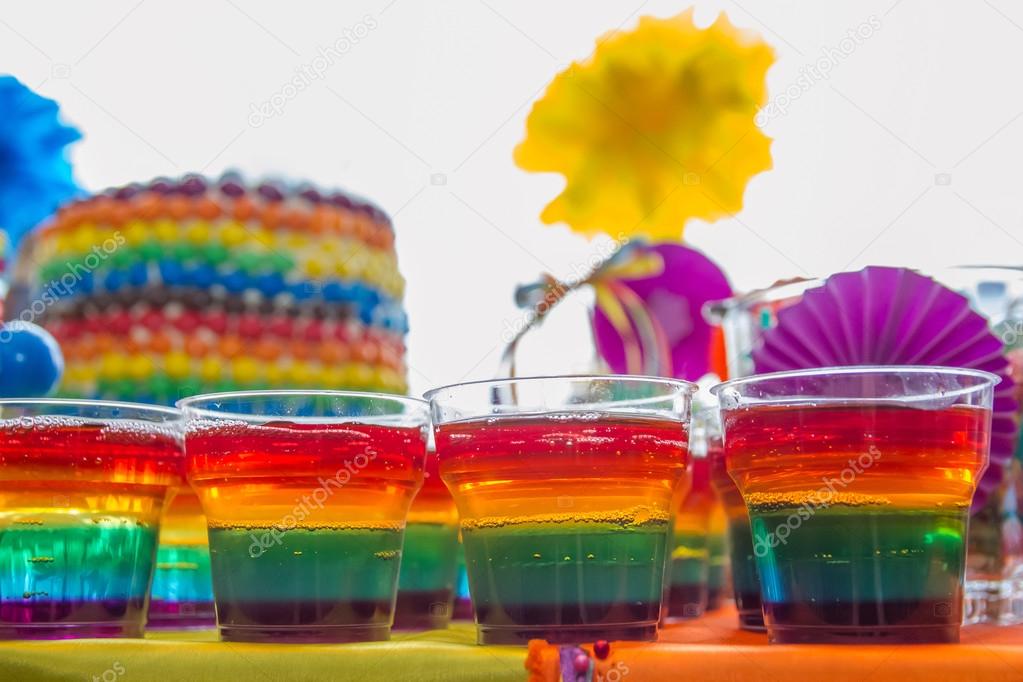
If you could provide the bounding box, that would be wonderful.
[669,557,708,586]
[397,523,459,593]
[750,506,968,604]
[463,521,670,608]
[728,519,761,597]
[707,563,725,591]
[669,529,709,586]
[208,527,403,602]
[0,519,158,603]
[707,532,726,589]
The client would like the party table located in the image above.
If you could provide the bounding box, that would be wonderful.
[3,609,1023,681]
[0,626,523,681]
[528,608,1023,682]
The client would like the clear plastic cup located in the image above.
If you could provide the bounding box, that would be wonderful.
[178,390,428,643]
[715,366,996,643]
[0,399,183,639]
[427,375,694,644]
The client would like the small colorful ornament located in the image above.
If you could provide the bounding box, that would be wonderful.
[558,645,593,682]
[0,321,64,397]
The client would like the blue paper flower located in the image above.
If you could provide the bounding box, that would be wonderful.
[0,75,81,247]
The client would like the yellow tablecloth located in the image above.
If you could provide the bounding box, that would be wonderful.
[0,624,525,681]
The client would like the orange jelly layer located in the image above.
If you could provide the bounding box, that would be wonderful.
[0,419,182,519]
[435,414,688,527]
[709,439,745,520]
[186,421,425,528]
[673,455,715,536]
[159,488,209,546]
[723,403,991,508]
[406,453,457,526]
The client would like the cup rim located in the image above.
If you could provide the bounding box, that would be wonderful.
[176,389,429,422]
[423,373,698,407]
[0,397,181,420]
[704,277,822,317]
[711,364,1001,404]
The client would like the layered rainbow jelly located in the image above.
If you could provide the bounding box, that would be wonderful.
[664,454,714,621]
[186,420,424,643]
[435,413,688,644]
[147,488,215,628]
[705,502,728,611]
[709,435,764,630]
[0,416,182,638]
[394,452,459,629]
[725,403,990,643]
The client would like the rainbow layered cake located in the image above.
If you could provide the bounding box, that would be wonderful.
[10,172,408,402]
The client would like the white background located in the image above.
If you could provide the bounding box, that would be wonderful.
[3,1,1022,396]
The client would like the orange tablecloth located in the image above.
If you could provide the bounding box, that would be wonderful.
[526,607,1023,682]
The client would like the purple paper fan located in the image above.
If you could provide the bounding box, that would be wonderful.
[752,266,1019,509]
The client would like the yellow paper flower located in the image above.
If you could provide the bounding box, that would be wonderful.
[514,9,774,239]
